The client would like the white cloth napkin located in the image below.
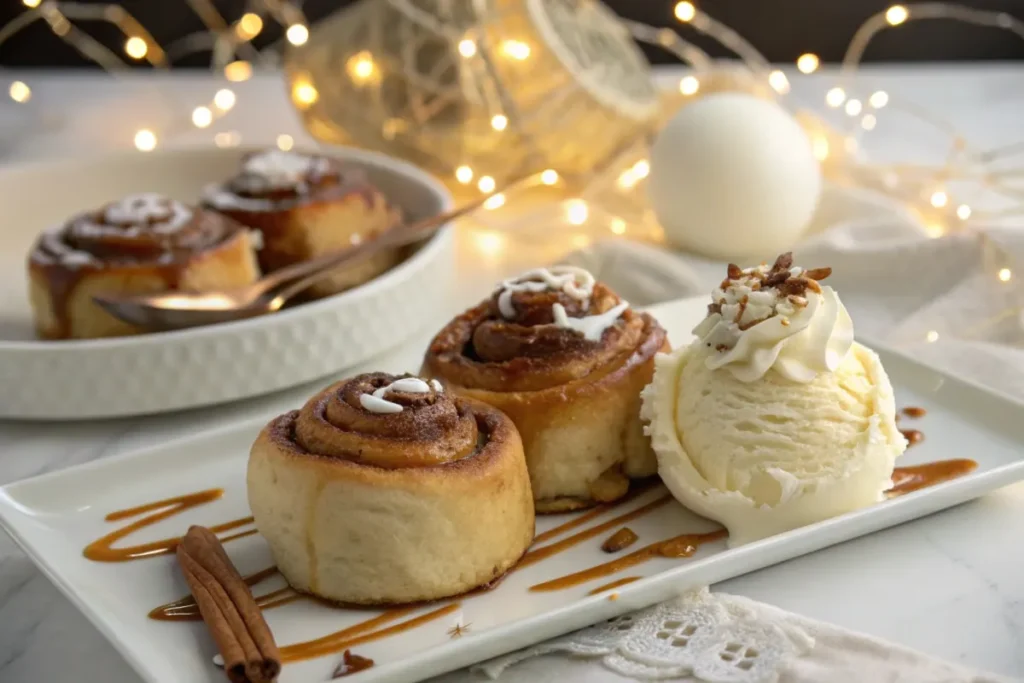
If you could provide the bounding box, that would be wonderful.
[448,589,1011,683]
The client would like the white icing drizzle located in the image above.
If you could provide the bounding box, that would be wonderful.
[359,377,442,414]
[494,266,627,341]
[212,654,224,667]
[202,150,333,212]
[30,194,194,268]
[102,193,192,233]
[496,266,595,319]
[552,301,630,341]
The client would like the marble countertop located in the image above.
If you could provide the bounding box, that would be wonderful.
[2,64,1024,682]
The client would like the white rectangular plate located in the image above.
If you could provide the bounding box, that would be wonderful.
[4,297,1024,683]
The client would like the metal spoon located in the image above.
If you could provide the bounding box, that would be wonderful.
[94,174,538,331]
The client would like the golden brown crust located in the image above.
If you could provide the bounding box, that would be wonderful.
[26,198,259,339]
[247,373,535,605]
[422,280,670,512]
[203,152,402,299]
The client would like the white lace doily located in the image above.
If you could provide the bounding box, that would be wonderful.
[475,589,814,682]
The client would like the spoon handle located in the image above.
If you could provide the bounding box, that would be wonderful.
[259,173,539,306]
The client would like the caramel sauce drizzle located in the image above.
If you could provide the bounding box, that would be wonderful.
[148,567,293,621]
[530,529,728,592]
[587,577,641,595]
[531,480,661,545]
[902,406,927,418]
[103,441,979,669]
[888,459,977,497]
[900,429,925,447]
[519,495,673,569]
[279,604,460,664]
[83,488,255,562]
[332,650,375,678]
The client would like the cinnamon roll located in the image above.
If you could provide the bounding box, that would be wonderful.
[247,372,534,605]
[422,266,670,513]
[27,193,260,340]
[203,149,402,299]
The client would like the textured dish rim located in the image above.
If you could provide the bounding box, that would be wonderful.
[0,145,454,353]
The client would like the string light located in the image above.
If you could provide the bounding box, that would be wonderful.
[237,13,263,40]
[768,70,789,94]
[191,106,213,128]
[926,330,939,343]
[679,76,699,95]
[925,223,944,238]
[825,87,846,107]
[541,169,559,185]
[674,2,695,22]
[455,166,474,184]
[276,134,294,151]
[214,131,241,148]
[458,39,476,57]
[473,231,504,256]
[213,88,235,111]
[286,24,309,46]
[886,5,909,26]
[501,40,531,60]
[844,99,862,116]
[292,81,319,106]
[8,81,30,103]
[566,199,588,225]
[133,129,157,151]
[869,90,889,108]
[812,137,829,161]
[484,193,506,210]
[346,52,376,83]
[930,190,948,208]
[224,61,252,82]
[491,114,508,131]
[796,53,819,74]
[957,204,972,220]
[22,0,40,7]
[610,218,627,235]
[124,36,147,60]
[478,176,496,193]
[999,268,1012,282]
[861,114,877,130]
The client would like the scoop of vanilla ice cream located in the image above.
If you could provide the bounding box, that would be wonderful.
[642,255,906,546]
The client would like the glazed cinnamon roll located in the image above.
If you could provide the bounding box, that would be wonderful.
[203,149,402,299]
[247,372,534,605]
[422,266,670,513]
[27,194,260,339]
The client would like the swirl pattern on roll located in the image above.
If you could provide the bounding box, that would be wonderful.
[30,193,244,268]
[277,372,492,469]
[427,268,657,392]
[203,149,374,212]
[422,267,670,512]
[249,371,535,603]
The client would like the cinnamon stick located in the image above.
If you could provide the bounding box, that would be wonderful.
[176,526,281,683]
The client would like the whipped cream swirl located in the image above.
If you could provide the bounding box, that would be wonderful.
[692,254,853,383]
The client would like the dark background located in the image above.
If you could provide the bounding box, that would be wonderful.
[2,0,1023,67]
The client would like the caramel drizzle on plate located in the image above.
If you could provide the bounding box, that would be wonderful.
[88,428,977,668]
[82,488,256,562]
[530,529,728,592]
[887,459,977,497]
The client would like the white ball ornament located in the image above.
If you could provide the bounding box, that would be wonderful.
[647,93,823,261]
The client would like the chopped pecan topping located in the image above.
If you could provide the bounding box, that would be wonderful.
[727,263,743,279]
[803,267,832,281]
